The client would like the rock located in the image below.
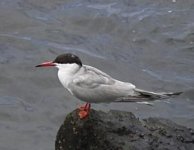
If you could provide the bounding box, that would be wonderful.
[55,109,194,150]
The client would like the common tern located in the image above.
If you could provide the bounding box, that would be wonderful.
[36,53,182,119]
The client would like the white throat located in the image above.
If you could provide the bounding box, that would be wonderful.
[57,63,80,88]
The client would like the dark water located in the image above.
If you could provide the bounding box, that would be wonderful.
[0,0,194,149]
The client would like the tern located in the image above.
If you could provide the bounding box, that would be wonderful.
[36,53,182,119]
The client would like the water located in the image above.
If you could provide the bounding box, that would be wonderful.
[0,0,194,149]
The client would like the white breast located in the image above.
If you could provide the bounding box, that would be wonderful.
[58,70,72,88]
[57,63,81,94]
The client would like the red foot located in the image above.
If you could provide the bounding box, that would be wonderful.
[78,103,91,119]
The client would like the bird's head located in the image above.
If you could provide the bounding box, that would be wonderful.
[36,53,82,71]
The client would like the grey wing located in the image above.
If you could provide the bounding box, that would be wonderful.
[69,65,144,103]
[72,65,115,88]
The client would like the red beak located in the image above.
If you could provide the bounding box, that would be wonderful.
[35,61,56,67]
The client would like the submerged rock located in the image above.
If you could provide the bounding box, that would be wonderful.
[55,109,194,150]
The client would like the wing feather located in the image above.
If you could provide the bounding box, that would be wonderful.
[72,65,115,88]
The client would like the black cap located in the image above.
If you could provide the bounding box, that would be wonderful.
[53,53,82,66]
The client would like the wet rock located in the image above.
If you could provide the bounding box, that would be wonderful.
[55,109,194,150]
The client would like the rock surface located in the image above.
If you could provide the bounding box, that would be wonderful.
[55,109,194,150]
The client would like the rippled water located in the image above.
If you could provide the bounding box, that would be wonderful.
[0,0,194,149]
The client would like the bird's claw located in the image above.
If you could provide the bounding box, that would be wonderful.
[78,110,89,119]
[78,103,91,119]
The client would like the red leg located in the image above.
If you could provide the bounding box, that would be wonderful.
[78,103,91,119]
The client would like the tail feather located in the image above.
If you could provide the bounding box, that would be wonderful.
[115,89,182,103]
[135,88,182,100]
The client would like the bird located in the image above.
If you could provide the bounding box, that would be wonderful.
[36,53,182,119]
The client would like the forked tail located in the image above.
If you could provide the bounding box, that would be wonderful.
[134,88,182,100]
[115,88,182,102]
